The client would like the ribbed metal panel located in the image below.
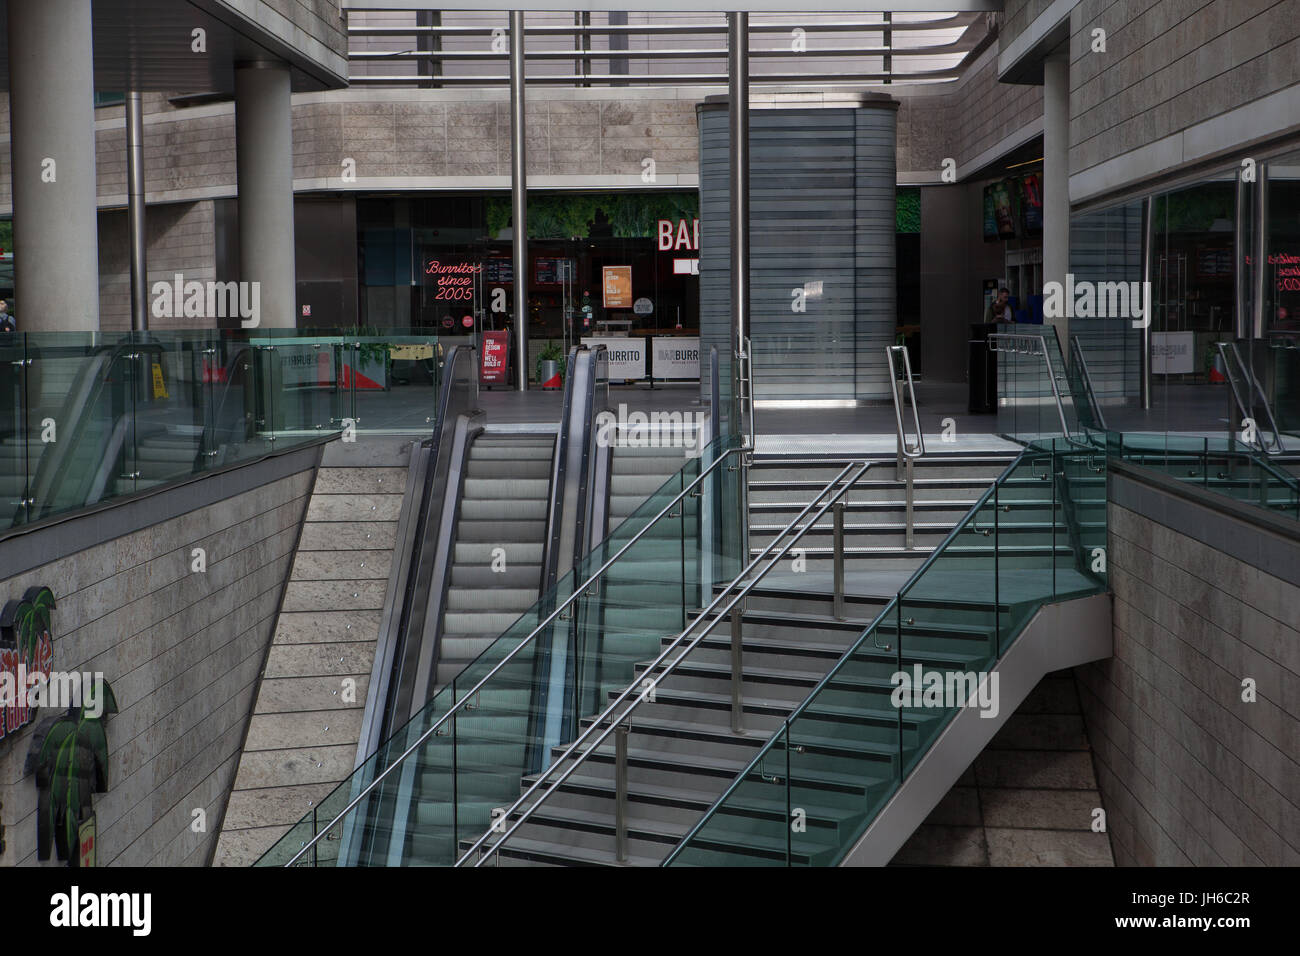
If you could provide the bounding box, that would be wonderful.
[1070,201,1145,404]
[698,97,897,405]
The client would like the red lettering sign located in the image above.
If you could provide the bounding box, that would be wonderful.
[656,219,701,252]
[425,260,482,303]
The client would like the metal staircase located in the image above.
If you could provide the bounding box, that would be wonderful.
[260,345,1112,869]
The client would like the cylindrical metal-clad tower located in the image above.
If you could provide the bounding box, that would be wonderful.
[698,91,898,407]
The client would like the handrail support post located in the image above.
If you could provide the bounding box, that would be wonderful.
[832,500,846,619]
[730,606,745,733]
[904,456,915,550]
[615,723,629,863]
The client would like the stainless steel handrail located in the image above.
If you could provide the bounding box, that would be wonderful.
[1068,336,1109,432]
[886,345,924,549]
[1217,341,1285,455]
[458,460,874,867]
[988,332,1081,444]
[283,440,744,866]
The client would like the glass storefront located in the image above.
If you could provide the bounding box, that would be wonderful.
[358,193,700,380]
[1069,145,1300,447]
[1264,149,1300,431]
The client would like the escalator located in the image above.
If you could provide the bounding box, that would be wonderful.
[436,433,555,690]
[362,344,618,764]
[334,343,632,864]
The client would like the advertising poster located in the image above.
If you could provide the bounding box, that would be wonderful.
[991,180,1017,240]
[983,187,999,241]
[1020,173,1043,236]
[480,330,510,385]
[602,266,633,309]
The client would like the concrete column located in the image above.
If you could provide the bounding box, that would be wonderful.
[235,63,296,329]
[127,92,148,332]
[1043,56,1071,346]
[7,0,100,331]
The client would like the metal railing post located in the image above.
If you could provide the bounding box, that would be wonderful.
[615,723,629,863]
[904,457,915,550]
[832,500,846,619]
[730,607,744,733]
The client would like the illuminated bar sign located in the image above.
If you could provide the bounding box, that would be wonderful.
[425,259,480,302]
[657,218,700,252]
[603,266,633,309]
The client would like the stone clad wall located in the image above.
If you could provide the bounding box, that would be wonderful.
[0,459,317,866]
[1077,473,1300,865]
[215,439,412,866]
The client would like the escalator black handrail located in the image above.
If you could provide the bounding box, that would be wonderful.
[378,344,479,732]
[531,344,613,766]
[571,345,611,573]
[284,436,745,867]
[542,346,582,595]
[542,344,613,594]
[530,345,585,770]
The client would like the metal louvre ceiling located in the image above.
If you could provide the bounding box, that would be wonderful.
[349,10,992,87]
[0,0,343,93]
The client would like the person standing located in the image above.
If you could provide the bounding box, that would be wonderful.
[986,287,1014,324]
[0,300,15,333]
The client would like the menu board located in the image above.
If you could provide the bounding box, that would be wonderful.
[1197,247,1233,278]
[485,258,513,284]
[535,258,573,285]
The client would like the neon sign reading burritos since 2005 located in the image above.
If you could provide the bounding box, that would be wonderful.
[425,259,481,302]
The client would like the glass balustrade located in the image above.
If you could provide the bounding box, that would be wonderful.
[664,442,1109,866]
[0,329,444,532]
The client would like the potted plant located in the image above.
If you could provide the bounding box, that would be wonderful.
[536,340,564,389]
